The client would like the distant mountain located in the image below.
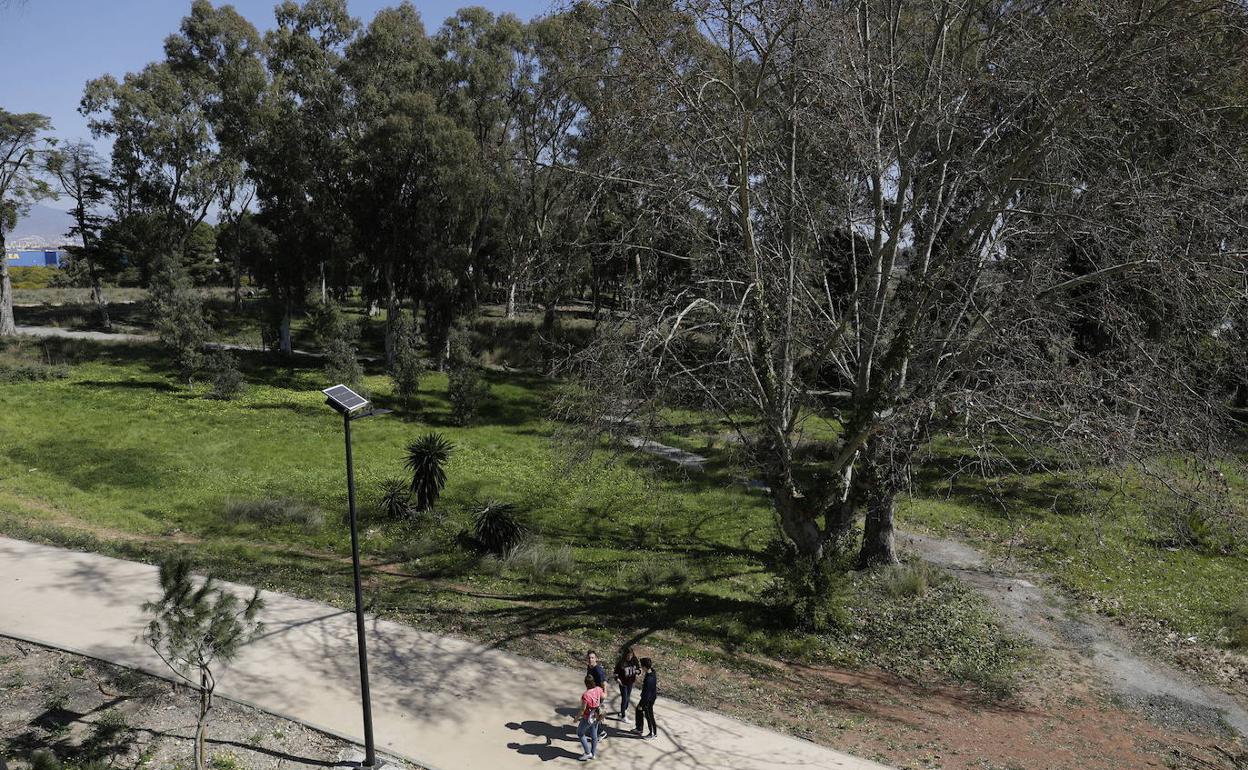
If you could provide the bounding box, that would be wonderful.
[6,204,78,249]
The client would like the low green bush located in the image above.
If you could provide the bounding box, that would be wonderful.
[373,478,414,522]
[629,558,692,591]
[504,540,576,582]
[849,570,1025,696]
[8,266,60,289]
[222,498,324,529]
[0,362,70,382]
[762,541,852,633]
[1228,597,1248,649]
[206,351,245,400]
[447,364,491,425]
[881,561,948,598]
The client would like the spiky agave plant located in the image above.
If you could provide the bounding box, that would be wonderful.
[376,478,413,521]
[405,432,454,511]
[473,500,525,555]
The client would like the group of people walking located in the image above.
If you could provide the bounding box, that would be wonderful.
[574,647,658,762]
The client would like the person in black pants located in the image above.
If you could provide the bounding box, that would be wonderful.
[633,657,658,738]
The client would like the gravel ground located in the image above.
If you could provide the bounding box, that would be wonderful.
[0,637,420,770]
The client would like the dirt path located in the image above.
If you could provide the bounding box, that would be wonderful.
[902,531,1248,739]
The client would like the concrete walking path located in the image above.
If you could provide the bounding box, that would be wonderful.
[0,537,892,770]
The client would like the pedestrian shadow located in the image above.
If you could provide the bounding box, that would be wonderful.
[505,720,582,761]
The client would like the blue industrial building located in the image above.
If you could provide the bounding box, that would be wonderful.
[4,249,65,267]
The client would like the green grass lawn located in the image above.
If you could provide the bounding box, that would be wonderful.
[0,337,1025,706]
[630,405,1248,652]
[901,445,1248,645]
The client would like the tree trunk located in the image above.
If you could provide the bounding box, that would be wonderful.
[856,438,900,567]
[232,251,242,312]
[591,275,601,322]
[770,483,826,560]
[279,299,292,355]
[0,254,15,337]
[506,280,518,319]
[384,270,398,367]
[87,260,111,331]
[857,486,899,567]
[194,673,211,770]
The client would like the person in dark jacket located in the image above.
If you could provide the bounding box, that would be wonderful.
[633,657,658,738]
[613,646,640,720]
[586,650,610,741]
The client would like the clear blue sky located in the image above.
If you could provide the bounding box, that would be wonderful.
[0,0,553,146]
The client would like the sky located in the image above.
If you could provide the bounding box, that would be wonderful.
[0,0,553,159]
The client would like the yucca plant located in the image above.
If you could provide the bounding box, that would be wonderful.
[473,500,525,555]
[376,478,413,521]
[405,432,454,511]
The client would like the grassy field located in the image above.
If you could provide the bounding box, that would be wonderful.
[903,450,1248,644]
[651,411,1248,653]
[0,336,1023,701]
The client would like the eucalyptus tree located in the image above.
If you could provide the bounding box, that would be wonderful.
[0,109,54,336]
[46,140,116,329]
[166,0,268,311]
[250,0,359,353]
[506,13,600,325]
[571,0,1248,576]
[341,1,440,364]
[81,61,230,280]
[425,7,525,361]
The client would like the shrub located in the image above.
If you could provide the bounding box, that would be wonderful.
[472,500,526,555]
[447,364,491,425]
[323,337,363,389]
[306,300,350,347]
[763,540,852,633]
[631,558,692,590]
[31,750,61,770]
[390,312,425,403]
[1228,597,1248,649]
[405,432,454,511]
[0,362,69,382]
[375,478,413,521]
[881,561,947,598]
[311,300,364,388]
[206,351,245,400]
[504,540,576,582]
[8,266,59,289]
[149,261,210,383]
[853,572,1024,696]
[222,498,324,529]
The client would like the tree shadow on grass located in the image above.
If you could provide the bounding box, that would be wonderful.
[910,450,1109,522]
[5,438,172,491]
[75,378,180,393]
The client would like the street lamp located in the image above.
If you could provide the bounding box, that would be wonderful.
[322,384,391,769]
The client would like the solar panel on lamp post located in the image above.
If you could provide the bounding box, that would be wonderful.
[322,384,391,769]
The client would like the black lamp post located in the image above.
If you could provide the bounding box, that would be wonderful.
[322,384,391,769]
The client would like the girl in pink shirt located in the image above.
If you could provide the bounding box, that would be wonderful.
[576,674,605,761]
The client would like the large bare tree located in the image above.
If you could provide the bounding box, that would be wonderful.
[567,0,1248,572]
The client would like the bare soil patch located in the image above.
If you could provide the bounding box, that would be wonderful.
[0,637,421,770]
